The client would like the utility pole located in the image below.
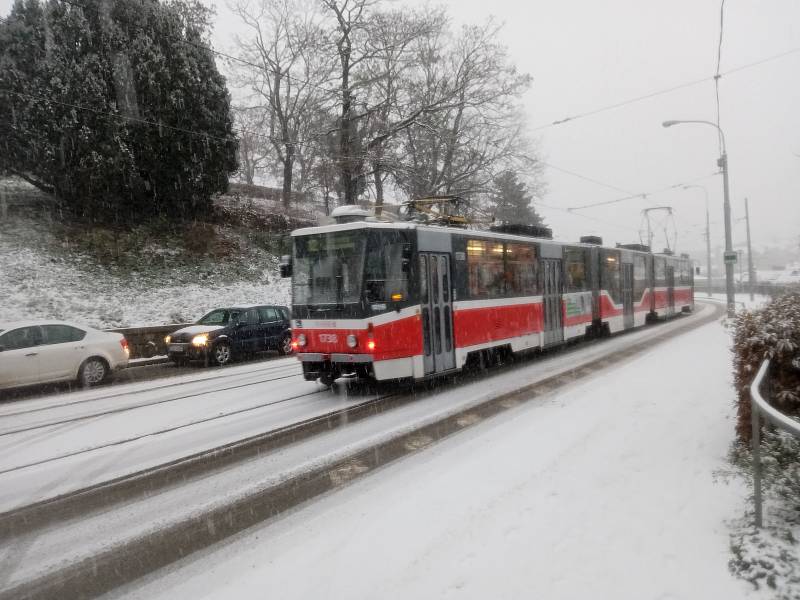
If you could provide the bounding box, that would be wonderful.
[720,152,736,315]
[745,197,755,301]
[705,204,712,297]
[663,120,736,316]
[737,249,743,286]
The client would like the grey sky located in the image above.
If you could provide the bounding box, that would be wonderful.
[3,0,798,256]
[213,0,800,255]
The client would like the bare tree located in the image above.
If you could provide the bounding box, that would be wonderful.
[231,0,335,209]
[320,0,452,209]
[231,106,272,185]
[396,21,533,202]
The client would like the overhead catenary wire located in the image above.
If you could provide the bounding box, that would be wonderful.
[532,44,800,132]
[565,172,719,211]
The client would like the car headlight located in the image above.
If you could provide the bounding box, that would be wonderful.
[297,333,307,347]
[346,334,358,348]
[192,334,209,347]
[165,335,171,344]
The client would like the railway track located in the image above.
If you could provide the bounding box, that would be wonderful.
[0,301,724,600]
[0,357,299,420]
[0,363,301,437]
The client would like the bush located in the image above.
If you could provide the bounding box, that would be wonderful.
[733,292,800,441]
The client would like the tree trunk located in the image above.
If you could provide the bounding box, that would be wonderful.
[281,144,294,210]
[373,162,384,216]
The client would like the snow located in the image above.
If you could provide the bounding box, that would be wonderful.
[0,179,291,329]
[113,309,754,600]
[0,303,716,515]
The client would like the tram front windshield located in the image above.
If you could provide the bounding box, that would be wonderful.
[293,231,367,308]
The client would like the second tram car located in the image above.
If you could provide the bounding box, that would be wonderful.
[283,221,694,386]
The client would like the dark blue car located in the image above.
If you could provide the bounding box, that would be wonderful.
[166,305,292,366]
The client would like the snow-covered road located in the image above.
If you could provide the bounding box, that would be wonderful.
[114,309,752,600]
[0,304,715,516]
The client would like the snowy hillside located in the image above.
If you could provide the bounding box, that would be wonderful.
[0,179,292,329]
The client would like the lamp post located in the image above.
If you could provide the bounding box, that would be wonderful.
[663,119,735,316]
[682,184,712,298]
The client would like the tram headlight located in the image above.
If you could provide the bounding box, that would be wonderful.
[346,334,358,348]
[297,333,307,347]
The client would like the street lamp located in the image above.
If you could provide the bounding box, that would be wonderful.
[682,184,712,299]
[662,119,735,316]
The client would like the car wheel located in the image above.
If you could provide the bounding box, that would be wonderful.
[211,342,232,366]
[278,334,293,356]
[79,357,108,387]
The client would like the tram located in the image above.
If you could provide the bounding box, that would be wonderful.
[280,210,693,386]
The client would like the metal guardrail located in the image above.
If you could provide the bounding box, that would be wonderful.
[750,359,800,527]
[106,324,189,360]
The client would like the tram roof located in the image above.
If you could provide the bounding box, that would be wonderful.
[291,220,690,260]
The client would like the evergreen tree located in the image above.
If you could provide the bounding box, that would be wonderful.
[0,0,237,224]
[491,170,544,226]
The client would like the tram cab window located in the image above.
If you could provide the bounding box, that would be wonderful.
[564,248,588,292]
[364,230,411,303]
[466,239,505,298]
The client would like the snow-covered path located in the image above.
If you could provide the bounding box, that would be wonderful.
[117,315,752,600]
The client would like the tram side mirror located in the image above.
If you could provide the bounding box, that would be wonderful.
[279,255,292,278]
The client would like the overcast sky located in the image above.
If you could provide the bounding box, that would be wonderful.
[215,0,800,255]
[211,0,800,256]
[3,0,798,257]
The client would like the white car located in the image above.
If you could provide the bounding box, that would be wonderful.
[0,321,129,391]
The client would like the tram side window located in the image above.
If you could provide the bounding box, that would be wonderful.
[654,257,666,286]
[602,252,621,303]
[466,239,505,298]
[505,243,538,296]
[564,248,588,292]
[678,260,691,285]
[633,254,647,300]
[364,230,410,302]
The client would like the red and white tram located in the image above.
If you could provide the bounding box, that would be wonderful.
[282,220,694,386]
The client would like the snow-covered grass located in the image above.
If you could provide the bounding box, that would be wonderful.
[0,181,291,329]
[724,292,800,597]
[727,430,800,598]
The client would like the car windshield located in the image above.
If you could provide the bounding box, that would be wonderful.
[196,309,240,326]
[293,230,366,307]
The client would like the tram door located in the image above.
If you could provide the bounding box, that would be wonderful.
[419,253,455,375]
[666,266,675,317]
[622,263,634,329]
[542,259,563,346]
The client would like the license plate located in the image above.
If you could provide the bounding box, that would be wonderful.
[169,344,185,352]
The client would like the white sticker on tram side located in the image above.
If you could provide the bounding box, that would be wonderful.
[373,356,415,380]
